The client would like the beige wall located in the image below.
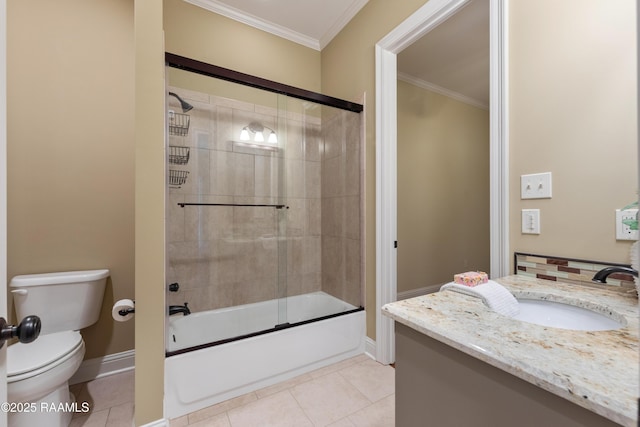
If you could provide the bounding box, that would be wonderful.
[397,80,490,292]
[135,0,166,424]
[7,1,134,359]
[163,0,321,93]
[509,0,637,266]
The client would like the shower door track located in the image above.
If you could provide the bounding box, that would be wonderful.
[165,306,364,357]
[177,202,288,209]
[165,52,363,113]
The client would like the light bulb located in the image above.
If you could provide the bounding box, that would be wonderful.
[268,132,278,143]
[254,131,264,142]
[239,128,250,141]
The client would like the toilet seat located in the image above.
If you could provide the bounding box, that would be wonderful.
[8,331,83,382]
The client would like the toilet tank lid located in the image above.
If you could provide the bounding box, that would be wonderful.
[9,269,110,288]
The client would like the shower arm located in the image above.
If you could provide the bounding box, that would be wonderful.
[168,92,194,112]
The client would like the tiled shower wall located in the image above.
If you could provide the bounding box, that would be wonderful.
[321,110,362,307]
[166,87,361,312]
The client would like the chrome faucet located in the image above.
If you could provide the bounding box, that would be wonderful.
[592,266,638,284]
[169,302,191,316]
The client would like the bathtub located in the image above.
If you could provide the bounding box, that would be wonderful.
[164,291,365,419]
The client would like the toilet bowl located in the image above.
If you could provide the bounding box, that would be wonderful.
[7,269,109,427]
[8,332,85,427]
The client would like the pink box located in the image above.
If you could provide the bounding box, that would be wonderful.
[454,271,488,287]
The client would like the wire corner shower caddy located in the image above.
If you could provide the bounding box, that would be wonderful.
[169,146,190,165]
[168,111,190,136]
[169,170,189,188]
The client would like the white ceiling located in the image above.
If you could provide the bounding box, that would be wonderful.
[185,0,369,50]
[185,0,489,107]
[398,0,490,108]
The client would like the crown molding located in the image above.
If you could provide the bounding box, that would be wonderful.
[398,71,488,110]
[319,0,369,49]
[184,0,320,50]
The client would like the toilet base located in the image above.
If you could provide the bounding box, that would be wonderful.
[9,382,77,427]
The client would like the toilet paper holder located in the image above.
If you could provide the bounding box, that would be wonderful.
[118,299,135,316]
[112,299,135,322]
[118,307,135,316]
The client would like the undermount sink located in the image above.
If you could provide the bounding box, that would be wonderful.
[512,299,625,331]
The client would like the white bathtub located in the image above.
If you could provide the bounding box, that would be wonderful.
[167,291,359,353]
[164,291,365,419]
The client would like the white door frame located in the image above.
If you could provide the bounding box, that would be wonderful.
[375,0,509,365]
[1,0,8,423]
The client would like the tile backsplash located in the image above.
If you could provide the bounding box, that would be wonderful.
[515,252,636,294]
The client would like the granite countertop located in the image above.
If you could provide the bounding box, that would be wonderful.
[382,275,639,427]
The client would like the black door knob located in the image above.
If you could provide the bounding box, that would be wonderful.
[0,315,41,348]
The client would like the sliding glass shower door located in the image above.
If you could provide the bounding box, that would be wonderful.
[164,59,363,355]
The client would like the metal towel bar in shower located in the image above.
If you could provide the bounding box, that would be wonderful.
[177,203,288,209]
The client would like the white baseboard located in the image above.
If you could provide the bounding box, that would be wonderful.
[397,284,442,301]
[69,349,135,385]
[367,285,440,365]
[139,419,167,427]
[365,336,376,360]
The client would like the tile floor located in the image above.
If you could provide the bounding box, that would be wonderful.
[69,370,135,427]
[68,353,395,427]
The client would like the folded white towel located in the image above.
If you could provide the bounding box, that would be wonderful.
[440,280,520,317]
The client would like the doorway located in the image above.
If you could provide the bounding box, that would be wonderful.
[375,0,508,364]
[397,0,490,300]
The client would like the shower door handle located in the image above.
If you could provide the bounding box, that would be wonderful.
[0,315,41,348]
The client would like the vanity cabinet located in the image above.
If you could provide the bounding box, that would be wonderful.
[395,323,621,426]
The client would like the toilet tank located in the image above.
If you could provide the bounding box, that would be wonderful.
[10,269,109,335]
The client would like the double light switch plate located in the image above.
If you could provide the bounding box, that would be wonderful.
[521,172,552,199]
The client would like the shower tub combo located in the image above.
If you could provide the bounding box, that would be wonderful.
[163,53,365,420]
[165,293,364,418]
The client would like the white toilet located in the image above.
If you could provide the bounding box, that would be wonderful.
[7,269,109,427]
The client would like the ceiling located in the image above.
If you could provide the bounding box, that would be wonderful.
[185,0,370,50]
[398,0,490,108]
[186,0,489,108]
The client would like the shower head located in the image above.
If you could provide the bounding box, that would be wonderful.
[168,92,194,112]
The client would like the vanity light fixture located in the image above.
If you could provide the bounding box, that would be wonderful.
[239,122,277,144]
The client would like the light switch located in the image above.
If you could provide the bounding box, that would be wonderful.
[522,209,540,234]
[521,172,552,199]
